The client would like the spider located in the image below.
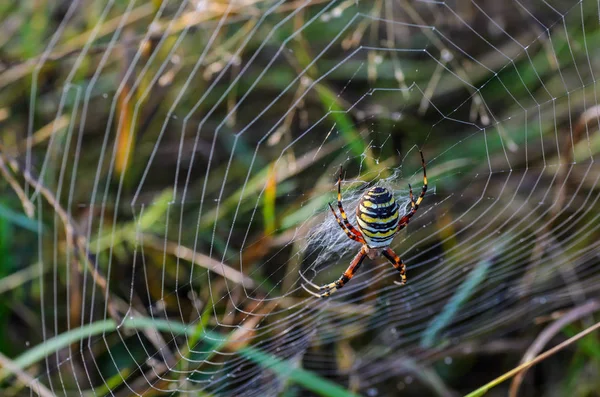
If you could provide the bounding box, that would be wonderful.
[302,150,427,298]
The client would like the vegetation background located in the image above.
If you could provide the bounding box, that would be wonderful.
[0,0,599,396]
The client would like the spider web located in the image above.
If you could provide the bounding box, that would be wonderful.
[2,0,600,395]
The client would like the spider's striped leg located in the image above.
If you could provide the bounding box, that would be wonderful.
[415,149,428,207]
[397,150,428,232]
[336,167,364,240]
[382,247,407,285]
[408,183,415,209]
[302,247,367,298]
[398,183,416,231]
[328,203,364,244]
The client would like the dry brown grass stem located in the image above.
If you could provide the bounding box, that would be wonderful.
[141,233,257,289]
[0,149,120,321]
[509,300,600,397]
[466,318,600,397]
[0,352,54,397]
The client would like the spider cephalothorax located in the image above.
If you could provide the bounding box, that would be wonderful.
[302,151,427,298]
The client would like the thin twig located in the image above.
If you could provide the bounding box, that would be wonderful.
[509,300,600,397]
[141,233,257,289]
[0,154,34,218]
[465,319,600,397]
[0,3,155,90]
[0,149,120,321]
[0,262,44,295]
[0,149,183,381]
[0,352,54,397]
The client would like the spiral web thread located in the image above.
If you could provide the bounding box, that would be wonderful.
[3,0,600,395]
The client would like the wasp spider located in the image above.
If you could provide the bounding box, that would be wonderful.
[302,151,427,298]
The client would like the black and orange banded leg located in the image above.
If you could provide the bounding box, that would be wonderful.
[382,247,407,285]
[302,247,368,298]
[328,203,365,244]
[408,183,415,210]
[415,149,428,207]
[398,150,428,232]
[336,167,364,240]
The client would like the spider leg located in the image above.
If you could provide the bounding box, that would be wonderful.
[328,203,364,244]
[397,150,428,232]
[415,149,428,207]
[408,183,415,209]
[302,283,326,298]
[382,247,407,285]
[299,271,330,298]
[336,167,364,240]
[302,247,368,298]
[298,270,321,290]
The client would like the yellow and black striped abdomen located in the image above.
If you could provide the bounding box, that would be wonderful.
[356,186,399,248]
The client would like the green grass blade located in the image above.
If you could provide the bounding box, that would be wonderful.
[421,251,495,349]
[4,317,359,397]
